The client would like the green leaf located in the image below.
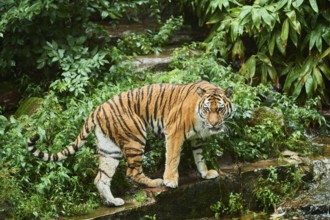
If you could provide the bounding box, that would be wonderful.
[286,10,301,34]
[319,63,330,79]
[283,67,300,91]
[257,53,272,67]
[275,0,287,11]
[240,55,256,79]
[281,19,289,47]
[260,8,273,29]
[289,26,298,47]
[292,81,303,99]
[252,8,261,29]
[268,34,276,56]
[322,30,330,46]
[309,0,319,13]
[313,67,323,86]
[207,13,222,24]
[230,20,239,41]
[305,73,313,98]
[292,0,304,8]
[309,30,318,51]
[267,66,279,86]
[276,31,286,55]
[321,47,330,59]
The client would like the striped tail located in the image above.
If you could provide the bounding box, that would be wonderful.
[28,114,95,162]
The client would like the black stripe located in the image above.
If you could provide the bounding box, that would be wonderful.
[99,148,121,156]
[28,142,34,146]
[136,88,141,115]
[101,105,114,140]
[99,169,111,179]
[118,93,127,113]
[153,84,163,122]
[126,153,143,157]
[73,144,79,152]
[91,111,96,126]
[124,147,144,152]
[111,156,122,160]
[38,152,44,159]
[192,146,202,151]
[128,164,140,168]
[29,147,37,154]
[192,124,197,133]
[96,107,107,135]
[53,154,59,161]
[30,134,40,142]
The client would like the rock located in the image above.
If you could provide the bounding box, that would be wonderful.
[131,53,172,72]
[250,106,285,127]
[15,97,43,118]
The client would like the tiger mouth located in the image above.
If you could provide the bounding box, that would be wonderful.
[209,127,221,132]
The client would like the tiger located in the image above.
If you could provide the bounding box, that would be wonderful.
[27,80,234,206]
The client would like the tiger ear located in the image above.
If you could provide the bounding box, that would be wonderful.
[225,86,233,98]
[196,87,206,97]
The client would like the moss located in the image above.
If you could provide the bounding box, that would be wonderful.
[15,97,43,118]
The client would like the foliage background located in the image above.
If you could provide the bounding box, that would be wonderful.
[0,0,328,218]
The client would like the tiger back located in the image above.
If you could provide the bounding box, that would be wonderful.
[28,80,233,206]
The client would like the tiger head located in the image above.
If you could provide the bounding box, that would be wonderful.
[197,86,233,134]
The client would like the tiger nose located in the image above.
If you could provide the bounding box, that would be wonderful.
[209,114,219,126]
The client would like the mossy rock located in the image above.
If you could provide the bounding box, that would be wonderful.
[15,97,43,117]
[250,106,284,127]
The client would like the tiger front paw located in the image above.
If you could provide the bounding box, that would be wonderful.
[202,170,219,179]
[163,179,178,188]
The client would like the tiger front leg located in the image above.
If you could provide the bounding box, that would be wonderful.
[163,134,184,188]
[191,140,219,179]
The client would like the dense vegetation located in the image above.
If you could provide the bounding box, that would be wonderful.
[0,0,329,219]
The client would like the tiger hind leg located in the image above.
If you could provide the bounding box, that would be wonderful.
[94,131,124,206]
[124,145,163,187]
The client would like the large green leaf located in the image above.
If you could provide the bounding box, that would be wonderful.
[286,10,301,34]
[304,73,314,98]
[268,34,276,56]
[309,0,319,13]
[289,26,298,47]
[276,31,286,55]
[322,30,330,46]
[292,81,303,99]
[281,19,289,47]
[309,30,318,51]
[257,53,272,67]
[292,0,304,8]
[313,67,324,86]
[260,8,274,29]
[240,55,256,80]
[207,12,223,24]
[321,47,330,59]
[283,67,301,91]
[252,8,261,29]
[319,63,330,79]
